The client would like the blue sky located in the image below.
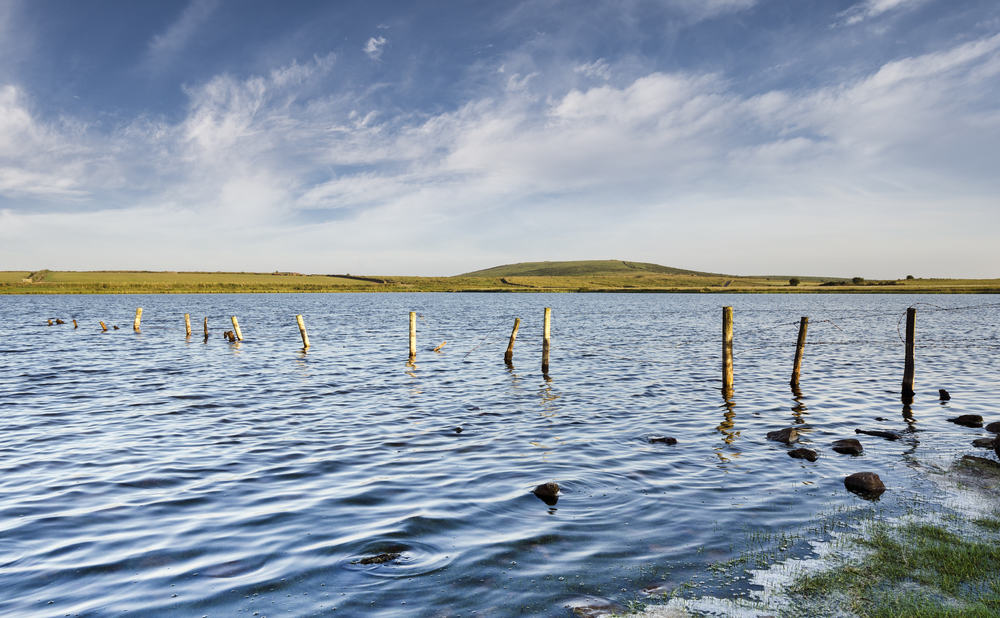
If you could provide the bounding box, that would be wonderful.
[1,0,998,277]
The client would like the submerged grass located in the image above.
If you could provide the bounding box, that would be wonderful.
[790,520,1000,616]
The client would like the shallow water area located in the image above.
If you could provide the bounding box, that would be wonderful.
[1,293,998,616]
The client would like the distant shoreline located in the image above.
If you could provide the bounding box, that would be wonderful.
[3,269,999,295]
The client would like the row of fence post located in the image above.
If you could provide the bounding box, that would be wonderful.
[82,305,923,393]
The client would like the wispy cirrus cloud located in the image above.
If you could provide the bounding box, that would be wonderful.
[146,0,220,69]
[841,0,928,25]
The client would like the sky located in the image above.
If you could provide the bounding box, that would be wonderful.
[0,0,998,278]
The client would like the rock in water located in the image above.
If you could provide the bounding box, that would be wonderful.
[855,429,901,441]
[533,482,560,506]
[844,472,886,498]
[939,389,951,401]
[985,422,1000,434]
[788,448,818,462]
[972,438,996,448]
[354,552,402,565]
[948,414,983,428]
[648,436,677,445]
[766,428,798,444]
[995,436,1000,460]
[833,438,863,455]
[454,426,463,434]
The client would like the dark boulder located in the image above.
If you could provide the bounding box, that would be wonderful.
[939,389,951,401]
[844,472,885,498]
[985,422,1000,434]
[972,438,995,448]
[855,429,901,441]
[996,436,1000,460]
[833,438,863,455]
[532,482,560,506]
[788,448,818,462]
[766,428,798,444]
[948,414,983,428]
[649,436,677,445]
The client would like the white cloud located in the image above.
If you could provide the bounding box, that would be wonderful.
[2,32,999,276]
[146,0,220,68]
[364,35,387,60]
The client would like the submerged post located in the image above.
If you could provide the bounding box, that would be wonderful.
[504,318,521,365]
[409,312,416,362]
[722,306,733,397]
[231,316,243,341]
[133,308,142,332]
[100,321,108,332]
[296,314,310,349]
[72,319,78,329]
[790,316,809,388]
[542,308,551,375]
[184,313,192,338]
[902,307,916,401]
[203,317,209,341]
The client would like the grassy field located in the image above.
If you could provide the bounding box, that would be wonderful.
[2,262,999,294]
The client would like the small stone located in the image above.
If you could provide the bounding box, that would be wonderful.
[972,438,995,448]
[939,389,951,401]
[532,482,560,506]
[874,417,888,421]
[845,472,885,498]
[948,414,983,428]
[454,426,463,434]
[766,428,798,444]
[984,422,1000,434]
[788,448,818,462]
[648,436,677,445]
[855,429,901,441]
[832,438,863,455]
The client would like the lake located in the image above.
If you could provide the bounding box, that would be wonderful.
[1,293,999,616]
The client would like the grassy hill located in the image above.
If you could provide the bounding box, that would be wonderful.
[460,260,720,278]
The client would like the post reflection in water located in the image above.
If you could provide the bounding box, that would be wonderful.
[790,384,808,425]
[716,388,740,462]
[538,374,560,418]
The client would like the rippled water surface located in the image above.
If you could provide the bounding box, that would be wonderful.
[2,293,999,616]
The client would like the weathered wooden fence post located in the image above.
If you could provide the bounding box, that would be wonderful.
[203,317,209,342]
[133,308,142,332]
[296,314,310,349]
[902,307,916,402]
[790,316,808,388]
[100,321,108,332]
[409,312,416,362]
[72,319,78,329]
[504,318,521,365]
[542,308,551,374]
[722,306,733,397]
[231,316,244,342]
[184,313,192,338]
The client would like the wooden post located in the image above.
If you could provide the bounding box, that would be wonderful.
[203,317,209,337]
[790,316,808,388]
[542,307,551,374]
[231,316,243,341]
[100,321,108,332]
[409,312,416,361]
[184,313,192,337]
[433,341,447,352]
[504,318,521,364]
[133,308,142,332]
[902,307,916,400]
[722,306,733,397]
[72,319,78,329]
[296,314,310,349]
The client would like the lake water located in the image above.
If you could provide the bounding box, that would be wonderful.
[1,293,999,616]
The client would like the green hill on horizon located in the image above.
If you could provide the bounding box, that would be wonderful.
[459,260,722,278]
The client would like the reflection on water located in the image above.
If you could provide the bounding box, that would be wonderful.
[0,292,998,616]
